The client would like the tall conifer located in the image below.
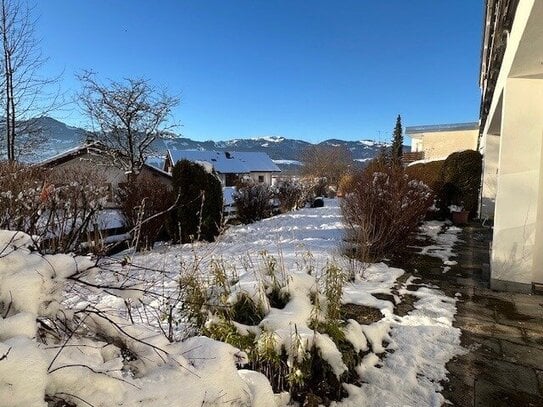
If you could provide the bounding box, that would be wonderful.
[391,114,403,161]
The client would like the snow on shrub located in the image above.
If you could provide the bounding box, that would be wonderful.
[178,251,379,404]
[342,159,434,261]
[0,230,272,406]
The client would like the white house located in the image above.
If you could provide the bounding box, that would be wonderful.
[164,149,281,187]
[479,0,543,292]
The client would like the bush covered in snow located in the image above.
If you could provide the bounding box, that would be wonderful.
[171,159,223,243]
[176,251,377,404]
[342,158,434,261]
[0,230,273,406]
[234,181,274,224]
[118,173,174,250]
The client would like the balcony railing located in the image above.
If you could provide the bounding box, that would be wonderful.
[402,151,425,165]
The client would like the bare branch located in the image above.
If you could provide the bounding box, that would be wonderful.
[77,71,180,175]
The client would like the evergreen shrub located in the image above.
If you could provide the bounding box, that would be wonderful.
[171,159,223,242]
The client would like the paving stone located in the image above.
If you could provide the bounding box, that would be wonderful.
[442,371,474,407]
[479,358,541,396]
[474,378,543,407]
[496,317,543,335]
[536,370,543,396]
[446,357,478,387]
[491,323,527,346]
[461,332,502,355]
[454,315,496,336]
[456,301,497,322]
[399,222,543,405]
[499,340,543,370]
[524,329,543,350]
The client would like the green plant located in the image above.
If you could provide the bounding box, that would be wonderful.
[203,317,255,355]
[178,270,209,330]
[323,262,345,322]
[253,330,283,383]
[170,159,223,243]
[275,179,306,212]
[268,286,290,309]
[391,114,403,161]
[405,159,445,193]
[438,149,483,219]
[287,325,309,389]
[231,293,265,325]
[209,258,231,308]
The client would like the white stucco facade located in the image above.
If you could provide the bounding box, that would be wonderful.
[479,0,543,291]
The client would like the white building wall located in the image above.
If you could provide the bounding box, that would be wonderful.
[533,139,543,285]
[249,172,273,185]
[490,79,543,290]
[480,0,543,292]
[480,133,500,219]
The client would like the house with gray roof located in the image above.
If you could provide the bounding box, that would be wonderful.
[164,149,281,186]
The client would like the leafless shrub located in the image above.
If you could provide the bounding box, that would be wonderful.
[0,160,45,232]
[234,181,274,224]
[300,145,352,188]
[44,167,110,252]
[118,173,174,250]
[341,159,434,262]
[0,162,110,253]
[275,179,306,212]
[337,172,356,197]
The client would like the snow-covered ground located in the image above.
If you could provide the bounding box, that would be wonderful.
[1,199,465,406]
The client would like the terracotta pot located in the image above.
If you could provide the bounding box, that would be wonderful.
[452,210,470,225]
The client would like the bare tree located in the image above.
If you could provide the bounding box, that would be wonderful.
[0,0,61,161]
[300,144,353,187]
[78,71,180,175]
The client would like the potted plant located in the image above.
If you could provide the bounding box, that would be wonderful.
[449,203,469,225]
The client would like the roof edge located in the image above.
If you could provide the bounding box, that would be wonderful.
[405,122,479,135]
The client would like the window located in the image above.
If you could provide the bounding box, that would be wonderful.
[225,173,239,187]
[258,175,264,183]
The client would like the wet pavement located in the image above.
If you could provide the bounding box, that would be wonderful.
[400,223,543,406]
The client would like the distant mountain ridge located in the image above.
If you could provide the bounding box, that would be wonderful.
[22,117,396,170]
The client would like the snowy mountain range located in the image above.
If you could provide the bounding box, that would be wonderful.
[22,117,394,171]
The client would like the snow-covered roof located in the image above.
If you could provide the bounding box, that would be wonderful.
[167,150,281,173]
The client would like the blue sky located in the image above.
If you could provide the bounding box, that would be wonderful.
[36,1,483,143]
